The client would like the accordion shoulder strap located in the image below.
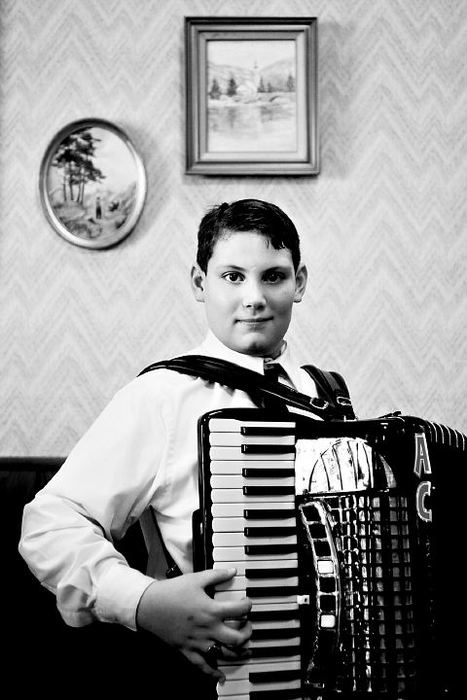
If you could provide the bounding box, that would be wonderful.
[301,364,356,420]
[138,354,354,420]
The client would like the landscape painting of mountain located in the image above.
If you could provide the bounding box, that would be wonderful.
[206,39,297,153]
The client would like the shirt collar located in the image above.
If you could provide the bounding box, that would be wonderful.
[196,331,298,386]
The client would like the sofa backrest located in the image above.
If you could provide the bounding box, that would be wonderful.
[1,456,150,690]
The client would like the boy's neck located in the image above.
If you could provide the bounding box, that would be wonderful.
[203,330,288,365]
[263,340,287,362]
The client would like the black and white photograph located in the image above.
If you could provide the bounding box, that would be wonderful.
[1,2,465,698]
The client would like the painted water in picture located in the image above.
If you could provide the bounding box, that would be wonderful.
[46,126,139,245]
[207,39,298,153]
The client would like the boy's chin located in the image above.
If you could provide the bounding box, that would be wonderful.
[231,335,281,358]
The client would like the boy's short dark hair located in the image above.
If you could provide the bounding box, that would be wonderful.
[196,198,301,272]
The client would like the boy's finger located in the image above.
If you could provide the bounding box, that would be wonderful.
[183,649,225,682]
[198,567,237,587]
[217,595,252,619]
[216,620,252,648]
[223,615,250,629]
[218,644,252,660]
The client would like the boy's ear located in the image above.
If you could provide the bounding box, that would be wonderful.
[191,264,206,302]
[294,264,308,303]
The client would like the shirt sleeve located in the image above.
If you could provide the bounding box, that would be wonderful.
[19,377,169,630]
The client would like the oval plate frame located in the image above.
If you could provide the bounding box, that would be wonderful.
[39,118,146,249]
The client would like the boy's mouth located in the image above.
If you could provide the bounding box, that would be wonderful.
[236,317,272,325]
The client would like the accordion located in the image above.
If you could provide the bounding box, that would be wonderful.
[193,408,465,699]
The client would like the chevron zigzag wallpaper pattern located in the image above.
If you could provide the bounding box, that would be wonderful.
[1,0,467,455]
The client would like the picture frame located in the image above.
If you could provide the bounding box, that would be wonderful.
[39,118,147,249]
[185,17,319,176]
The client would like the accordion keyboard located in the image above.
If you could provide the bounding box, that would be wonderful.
[205,414,305,700]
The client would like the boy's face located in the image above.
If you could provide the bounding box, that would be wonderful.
[191,231,307,358]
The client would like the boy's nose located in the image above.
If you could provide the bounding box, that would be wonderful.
[242,280,266,308]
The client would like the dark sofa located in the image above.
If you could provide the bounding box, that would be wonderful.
[2,456,212,696]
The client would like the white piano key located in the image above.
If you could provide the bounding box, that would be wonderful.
[220,658,300,680]
[211,460,295,474]
[212,502,294,517]
[213,559,298,574]
[210,446,296,460]
[212,532,297,547]
[212,489,295,503]
[215,590,298,604]
[209,433,295,446]
[218,647,300,667]
[209,418,295,432]
[213,546,297,561]
[250,636,300,648]
[210,475,296,489]
[218,676,301,694]
[250,601,300,617]
[251,601,299,611]
[216,575,299,591]
[251,618,300,631]
[212,516,297,531]
[217,659,301,696]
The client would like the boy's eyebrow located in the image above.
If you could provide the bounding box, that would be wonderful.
[214,263,245,271]
[214,263,292,272]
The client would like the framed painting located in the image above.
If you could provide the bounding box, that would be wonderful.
[39,118,146,249]
[185,17,318,175]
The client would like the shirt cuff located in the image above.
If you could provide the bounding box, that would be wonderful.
[94,563,155,630]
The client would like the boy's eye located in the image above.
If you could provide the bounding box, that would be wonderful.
[223,271,243,283]
[264,270,285,283]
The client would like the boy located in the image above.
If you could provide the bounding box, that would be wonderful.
[19,199,321,690]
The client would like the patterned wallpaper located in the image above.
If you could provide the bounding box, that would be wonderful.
[1,0,467,455]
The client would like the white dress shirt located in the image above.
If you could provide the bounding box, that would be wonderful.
[19,332,319,632]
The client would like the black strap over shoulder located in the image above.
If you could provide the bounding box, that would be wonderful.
[138,355,355,421]
[301,364,356,420]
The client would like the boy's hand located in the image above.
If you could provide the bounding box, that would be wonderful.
[136,568,252,681]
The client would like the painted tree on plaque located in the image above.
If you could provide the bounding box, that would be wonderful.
[52,129,106,204]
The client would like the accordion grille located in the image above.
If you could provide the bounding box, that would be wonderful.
[302,492,424,697]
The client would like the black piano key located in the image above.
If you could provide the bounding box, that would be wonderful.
[243,486,295,496]
[241,426,295,436]
[242,468,295,478]
[245,567,297,578]
[252,627,301,640]
[245,544,296,555]
[244,526,296,537]
[250,669,301,684]
[244,509,294,519]
[250,644,300,659]
[250,609,298,622]
[242,444,296,455]
[250,690,303,700]
[246,586,298,598]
